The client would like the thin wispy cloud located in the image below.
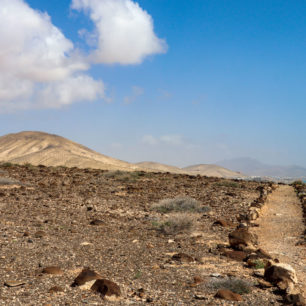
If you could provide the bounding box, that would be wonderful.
[123,86,144,104]
[159,89,172,99]
[0,0,167,112]
[141,134,185,146]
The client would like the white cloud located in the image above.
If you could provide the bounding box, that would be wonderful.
[0,0,104,111]
[71,0,167,64]
[160,134,184,146]
[123,86,144,104]
[141,134,185,146]
[141,135,159,146]
[0,0,166,112]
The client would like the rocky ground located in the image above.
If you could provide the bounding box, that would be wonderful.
[0,163,304,305]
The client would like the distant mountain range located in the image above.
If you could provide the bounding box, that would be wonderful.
[0,131,242,179]
[217,157,306,178]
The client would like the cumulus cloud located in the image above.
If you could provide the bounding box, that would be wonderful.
[0,0,167,112]
[123,86,144,104]
[0,0,104,111]
[71,0,167,64]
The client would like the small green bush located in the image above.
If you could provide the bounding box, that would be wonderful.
[1,162,13,168]
[210,277,252,294]
[153,213,195,235]
[291,180,305,187]
[214,181,240,188]
[104,170,147,182]
[152,197,210,213]
[254,259,265,269]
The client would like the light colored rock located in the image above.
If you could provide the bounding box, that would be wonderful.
[264,262,297,293]
[4,280,25,287]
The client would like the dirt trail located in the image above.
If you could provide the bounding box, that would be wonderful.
[253,185,306,293]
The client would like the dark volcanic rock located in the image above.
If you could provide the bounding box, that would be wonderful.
[172,253,194,263]
[229,228,257,249]
[91,279,121,297]
[223,250,248,261]
[71,268,101,287]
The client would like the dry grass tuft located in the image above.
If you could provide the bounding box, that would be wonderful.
[153,213,196,235]
[152,197,210,213]
[209,277,253,294]
[0,177,20,185]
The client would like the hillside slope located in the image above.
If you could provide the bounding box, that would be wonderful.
[0,131,139,171]
[183,164,245,178]
[136,161,185,174]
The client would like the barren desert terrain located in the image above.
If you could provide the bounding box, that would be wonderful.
[0,162,305,305]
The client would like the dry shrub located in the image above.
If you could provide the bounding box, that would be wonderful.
[154,213,196,235]
[152,197,210,213]
[209,277,252,294]
[104,170,146,182]
[0,177,20,185]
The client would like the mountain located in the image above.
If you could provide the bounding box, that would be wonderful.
[0,131,247,178]
[136,162,185,174]
[217,157,306,178]
[0,131,140,171]
[182,164,245,178]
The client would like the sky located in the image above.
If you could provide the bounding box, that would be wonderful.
[0,0,306,168]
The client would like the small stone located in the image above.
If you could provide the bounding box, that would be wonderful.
[34,231,46,238]
[71,268,101,287]
[42,266,63,275]
[91,279,121,297]
[80,242,92,246]
[210,273,222,278]
[215,289,243,301]
[4,280,25,287]
[284,293,306,305]
[48,286,64,293]
[172,253,194,263]
[257,279,273,288]
[213,219,234,227]
[27,239,33,243]
[256,248,272,259]
[253,269,265,277]
[89,219,104,226]
[194,294,207,300]
[190,275,204,287]
[223,250,247,261]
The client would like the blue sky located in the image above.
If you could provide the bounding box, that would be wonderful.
[0,0,305,167]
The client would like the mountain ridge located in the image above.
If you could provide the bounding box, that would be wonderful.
[0,131,243,178]
[217,157,306,178]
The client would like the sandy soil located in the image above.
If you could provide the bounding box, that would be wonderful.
[252,185,306,294]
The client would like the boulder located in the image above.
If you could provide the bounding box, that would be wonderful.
[284,293,306,306]
[229,228,257,250]
[264,262,297,293]
[91,279,121,298]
